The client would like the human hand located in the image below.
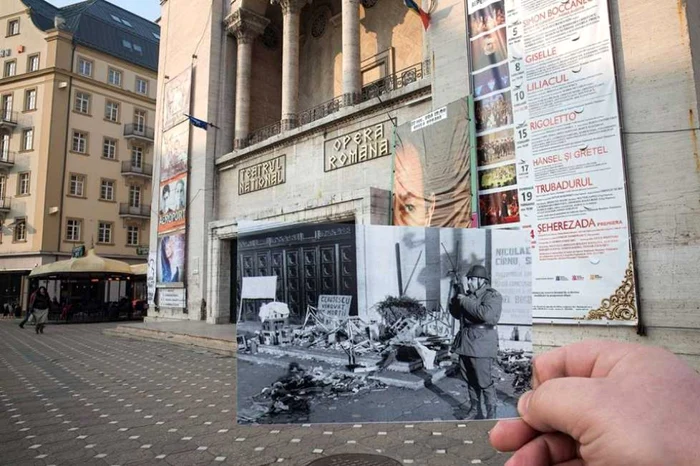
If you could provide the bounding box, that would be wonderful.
[489,340,700,466]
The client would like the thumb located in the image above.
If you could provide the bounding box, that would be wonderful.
[519,377,607,440]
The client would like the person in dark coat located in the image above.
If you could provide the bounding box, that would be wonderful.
[449,264,502,419]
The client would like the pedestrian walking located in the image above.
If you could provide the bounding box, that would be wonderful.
[18,298,34,329]
[2,302,10,319]
[449,264,502,420]
[29,287,50,334]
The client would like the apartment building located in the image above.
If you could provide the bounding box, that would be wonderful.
[0,0,159,308]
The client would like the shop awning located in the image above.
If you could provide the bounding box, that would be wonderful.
[29,249,134,278]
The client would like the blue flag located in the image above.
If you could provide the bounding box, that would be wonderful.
[185,114,209,130]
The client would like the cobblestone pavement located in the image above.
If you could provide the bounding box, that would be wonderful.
[0,321,508,465]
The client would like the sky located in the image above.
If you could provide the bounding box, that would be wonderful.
[47,0,161,22]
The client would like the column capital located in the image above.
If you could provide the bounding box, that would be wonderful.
[271,0,309,15]
[224,7,270,43]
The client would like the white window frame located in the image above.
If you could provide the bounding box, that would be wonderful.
[129,185,141,208]
[97,222,113,244]
[66,219,82,241]
[75,92,90,114]
[28,54,39,72]
[131,146,143,168]
[126,225,139,246]
[78,58,93,77]
[24,89,36,111]
[18,172,30,195]
[72,131,87,153]
[22,128,33,151]
[136,78,148,95]
[4,60,16,78]
[7,19,19,37]
[14,218,26,242]
[69,174,85,197]
[108,68,122,87]
[103,138,117,160]
[134,109,146,132]
[100,180,115,201]
[105,101,119,122]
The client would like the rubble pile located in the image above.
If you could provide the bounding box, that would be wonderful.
[246,362,387,422]
[497,350,532,394]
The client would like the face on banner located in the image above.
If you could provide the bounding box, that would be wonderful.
[160,124,189,182]
[158,174,187,233]
[393,100,473,228]
[163,69,191,131]
[157,231,186,284]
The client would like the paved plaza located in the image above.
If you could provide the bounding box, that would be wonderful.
[0,321,508,465]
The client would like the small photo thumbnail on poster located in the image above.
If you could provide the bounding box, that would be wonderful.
[470,27,508,72]
[480,188,520,226]
[477,128,516,167]
[475,91,513,133]
[473,62,510,98]
[479,164,518,191]
[469,0,506,36]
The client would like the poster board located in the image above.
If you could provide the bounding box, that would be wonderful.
[316,295,352,327]
[158,288,186,308]
[465,0,638,324]
[241,276,278,300]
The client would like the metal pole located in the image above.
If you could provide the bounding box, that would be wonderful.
[395,242,403,296]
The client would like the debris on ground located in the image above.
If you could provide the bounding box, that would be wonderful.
[497,350,532,394]
[245,361,388,422]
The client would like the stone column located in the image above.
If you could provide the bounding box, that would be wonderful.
[275,0,307,131]
[342,0,362,105]
[225,8,270,149]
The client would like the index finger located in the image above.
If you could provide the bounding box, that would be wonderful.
[532,340,641,389]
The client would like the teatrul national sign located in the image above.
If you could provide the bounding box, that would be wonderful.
[238,155,286,194]
[466,0,638,324]
[317,295,352,326]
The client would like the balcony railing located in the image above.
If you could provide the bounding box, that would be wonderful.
[242,59,431,149]
[360,60,430,103]
[0,197,10,212]
[0,110,18,127]
[0,151,15,168]
[247,121,281,147]
[123,124,154,142]
[121,161,153,177]
[119,203,151,218]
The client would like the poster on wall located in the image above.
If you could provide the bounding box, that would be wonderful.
[147,249,157,306]
[393,99,475,228]
[158,174,187,233]
[160,123,189,182]
[162,68,192,132]
[157,230,186,284]
[236,222,532,425]
[466,0,638,324]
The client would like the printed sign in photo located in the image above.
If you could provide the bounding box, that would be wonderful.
[158,174,187,234]
[393,99,474,228]
[160,123,189,182]
[157,230,186,284]
[236,222,532,425]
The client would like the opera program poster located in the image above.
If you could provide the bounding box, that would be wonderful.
[237,222,532,425]
[157,230,186,284]
[162,68,192,132]
[158,174,187,234]
[393,99,475,228]
[466,0,637,324]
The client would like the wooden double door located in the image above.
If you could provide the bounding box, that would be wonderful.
[237,224,357,322]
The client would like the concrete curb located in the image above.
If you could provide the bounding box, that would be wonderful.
[104,326,236,357]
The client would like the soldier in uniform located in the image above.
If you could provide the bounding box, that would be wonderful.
[449,264,502,419]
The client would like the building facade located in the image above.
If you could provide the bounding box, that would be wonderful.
[0,0,158,308]
[153,0,700,366]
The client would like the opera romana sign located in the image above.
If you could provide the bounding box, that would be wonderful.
[324,122,392,172]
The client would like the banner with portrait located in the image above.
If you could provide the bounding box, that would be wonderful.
[392,98,475,228]
[158,174,187,234]
[157,230,186,284]
[160,122,189,182]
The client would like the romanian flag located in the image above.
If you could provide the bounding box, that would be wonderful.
[404,0,430,30]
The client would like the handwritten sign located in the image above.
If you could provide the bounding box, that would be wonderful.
[317,295,352,326]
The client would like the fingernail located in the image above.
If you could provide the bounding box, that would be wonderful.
[517,391,532,416]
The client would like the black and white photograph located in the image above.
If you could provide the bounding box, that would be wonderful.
[236,222,532,425]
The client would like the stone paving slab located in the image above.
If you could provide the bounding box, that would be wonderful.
[0,320,509,465]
